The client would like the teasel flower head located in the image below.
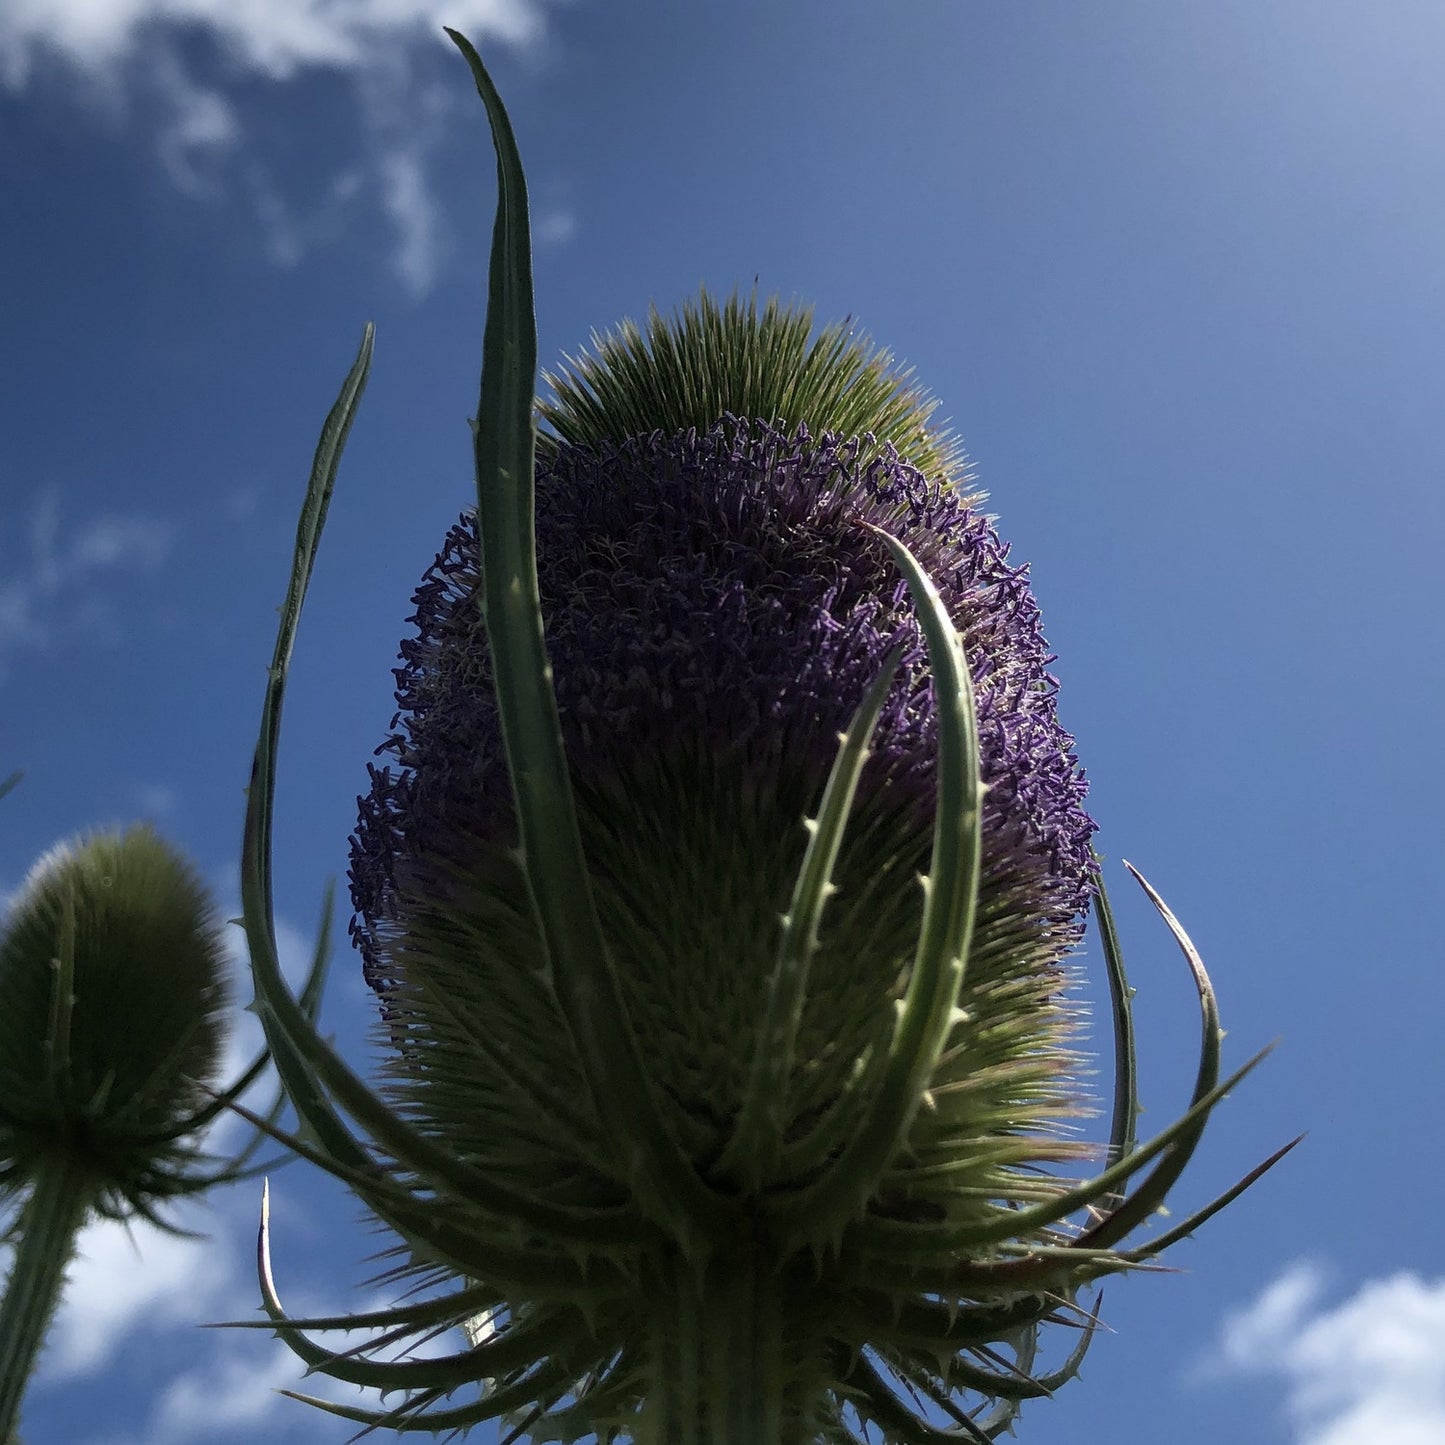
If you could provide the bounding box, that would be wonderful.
[0,823,310,1440]
[352,293,1097,1006]
[0,826,228,1214]
[241,31,1293,1445]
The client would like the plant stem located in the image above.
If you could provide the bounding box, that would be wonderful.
[647,1224,792,1445]
[0,1157,95,1440]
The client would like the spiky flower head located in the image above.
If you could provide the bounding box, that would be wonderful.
[355,288,1092,961]
[0,826,229,1216]
[353,291,1093,1143]
[335,291,1103,1439]
[245,37,1282,1442]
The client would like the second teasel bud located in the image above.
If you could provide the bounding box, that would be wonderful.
[0,826,230,1202]
[0,825,231,1440]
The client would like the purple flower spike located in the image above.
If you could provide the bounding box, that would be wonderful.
[352,416,1095,999]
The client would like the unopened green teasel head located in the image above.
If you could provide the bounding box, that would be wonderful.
[0,826,229,1215]
[0,818,326,1441]
[0,826,233,1439]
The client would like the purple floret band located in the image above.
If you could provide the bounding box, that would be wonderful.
[350,419,1096,980]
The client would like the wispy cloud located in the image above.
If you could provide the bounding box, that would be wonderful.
[1204,1262,1445,1445]
[0,1,549,85]
[80,1276,473,1445]
[536,205,578,248]
[147,1339,312,1444]
[41,1214,236,1381]
[147,45,242,197]
[47,1199,413,1445]
[51,1182,472,1445]
[0,487,175,675]
[0,0,562,296]
[376,141,444,297]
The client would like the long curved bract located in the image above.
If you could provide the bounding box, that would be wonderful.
[718,645,905,1189]
[447,28,724,1254]
[771,524,983,1255]
[236,326,652,1301]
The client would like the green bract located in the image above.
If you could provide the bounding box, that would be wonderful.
[237,30,1294,1445]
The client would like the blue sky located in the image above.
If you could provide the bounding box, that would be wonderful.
[2,1,1443,1440]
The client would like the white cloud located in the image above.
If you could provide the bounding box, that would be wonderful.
[0,0,561,295]
[150,1338,307,1443]
[43,1214,236,1379]
[148,46,241,197]
[71,514,174,570]
[68,1196,476,1444]
[223,482,263,520]
[240,163,362,274]
[1208,1262,1445,1445]
[48,1206,410,1445]
[0,487,175,674]
[376,142,443,297]
[98,1285,472,1445]
[536,205,577,248]
[0,0,548,84]
[130,781,179,817]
